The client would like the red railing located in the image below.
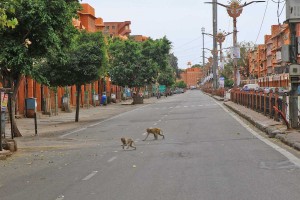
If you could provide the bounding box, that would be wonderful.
[230,88,288,124]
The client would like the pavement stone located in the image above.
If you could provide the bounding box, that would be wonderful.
[212,95,300,152]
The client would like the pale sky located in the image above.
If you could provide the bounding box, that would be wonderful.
[81,0,286,69]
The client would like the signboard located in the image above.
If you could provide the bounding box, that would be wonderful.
[1,92,8,112]
[231,46,241,59]
[159,85,166,93]
[219,61,224,70]
[219,77,225,88]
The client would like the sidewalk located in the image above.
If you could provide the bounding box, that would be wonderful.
[0,97,160,158]
[212,94,300,152]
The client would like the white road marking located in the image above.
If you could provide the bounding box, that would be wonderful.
[55,195,65,200]
[217,101,300,168]
[59,128,87,138]
[60,103,153,138]
[153,123,157,125]
[107,156,117,163]
[82,171,98,181]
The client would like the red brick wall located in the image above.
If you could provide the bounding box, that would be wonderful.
[180,68,202,88]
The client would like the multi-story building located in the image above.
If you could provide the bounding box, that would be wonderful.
[247,23,299,88]
[180,67,202,88]
[103,21,131,38]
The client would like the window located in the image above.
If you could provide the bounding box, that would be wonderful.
[106,26,109,30]
[112,26,115,30]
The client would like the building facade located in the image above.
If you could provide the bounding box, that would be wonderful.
[180,68,202,88]
[247,23,300,88]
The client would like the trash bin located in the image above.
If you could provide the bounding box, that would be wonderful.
[25,98,37,118]
[101,92,107,106]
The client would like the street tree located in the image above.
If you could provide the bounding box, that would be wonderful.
[168,53,180,79]
[157,66,176,88]
[0,0,81,137]
[109,37,171,104]
[40,31,108,122]
[175,80,187,89]
[225,41,256,79]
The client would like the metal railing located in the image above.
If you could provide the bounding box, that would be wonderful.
[230,88,287,123]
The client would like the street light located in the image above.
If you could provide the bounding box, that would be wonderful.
[201,27,206,69]
[205,0,265,88]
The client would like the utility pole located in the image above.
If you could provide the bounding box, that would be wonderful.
[286,0,300,128]
[212,0,218,89]
[289,22,298,128]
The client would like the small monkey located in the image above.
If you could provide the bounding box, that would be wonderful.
[143,128,165,141]
[121,137,136,150]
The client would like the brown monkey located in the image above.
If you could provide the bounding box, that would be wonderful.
[121,137,136,150]
[143,128,165,141]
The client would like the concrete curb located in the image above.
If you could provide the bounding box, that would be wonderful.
[221,102,300,150]
[0,149,12,160]
[275,134,300,151]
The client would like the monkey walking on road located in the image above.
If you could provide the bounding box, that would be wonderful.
[121,137,136,150]
[143,128,165,141]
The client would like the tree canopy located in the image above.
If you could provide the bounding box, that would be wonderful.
[40,31,108,87]
[0,0,81,136]
[108,37,172,90]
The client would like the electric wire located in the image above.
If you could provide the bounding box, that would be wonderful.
[255,0,269,45]
[270,0,285,3]
[172,37,202,50]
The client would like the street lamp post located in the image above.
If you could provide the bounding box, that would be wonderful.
[201,27,206,69]
[206,0,265,88]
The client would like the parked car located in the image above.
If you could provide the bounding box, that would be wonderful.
[241,84,259,91]
[260,87,289,95]
[174,88,184,94]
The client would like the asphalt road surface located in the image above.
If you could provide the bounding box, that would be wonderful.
[1,90,300,200]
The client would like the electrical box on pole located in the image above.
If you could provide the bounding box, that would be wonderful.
[289,64,300,83]
[281,45,291,62]
[286,0,300,23]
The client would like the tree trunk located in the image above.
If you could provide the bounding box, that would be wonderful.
[54,89,58,116]
[75,84,81,122]
[10,75,22,137]
[10,93,22,137]
[132,87,143,104]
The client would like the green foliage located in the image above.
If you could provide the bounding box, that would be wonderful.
[221,63,235,88]
[0,0,81,86]
[0,0,18,29]
[168,53,180,78]
[175,80,187,88]
[157,66,175,87]
[225,41,256,78]
[108,37,172,89]
[224,79,234,88]
[109,38,142,88]
[192,64,201,68]
[40,31,108,87]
